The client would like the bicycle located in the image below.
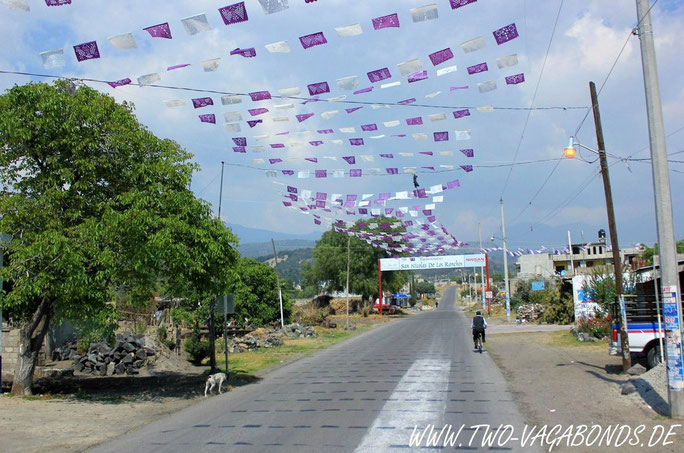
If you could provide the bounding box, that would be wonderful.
[474,331,484,354]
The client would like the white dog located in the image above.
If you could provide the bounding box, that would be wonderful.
[204,372,227,396]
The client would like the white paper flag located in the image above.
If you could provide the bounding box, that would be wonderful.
[255,134,269,141]
[426,204,436,210]
[1,0,29,11]
[108,33,137,50]
[477,105,494,113]
[412,133,428,141]
[404,167,417,174]
[332,170,345,178]
[410,4,438,22]
[436,65,458,76]
[221,95,242,105]
[430,184,444,194]
[331,139,343,145]
[371,104,391,110]
[337,76,359,91]
[381,81,401,89]
[137,73,161,86]
[258,0,289,14]
[433,196,444,203]
[425,91,441,98]
[252,158,265,164]
[383,120,400,128]
[224,123,241,132]
[455,130,472,140]
[298,171,310,179]
[327,95,346,102]
[164,99,186,108]
[397,59,423,76]
[340,127,356,133]
[181,14,211,35]
[272,116,289,122]
[250,145,265,152]
[224,111,242,122]
[395,192,409,200]
[478,80,497,93]
[335,23,363,37]
[461,37,486,53]
[360,155,374,162]
[40,49,65,69]
[399,153,414,157]
[439,150,454,156]
[278,86,300,96]
[202,58,221,72]
[321,110,339,119]
[497,54,519,69]
[370,135,386,139]
[265,41,292,53]
[429,113,446,122]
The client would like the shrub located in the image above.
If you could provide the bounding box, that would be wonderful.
[541,293,575,324]
[292,304,329,325]
[361,305,371,317]
[576,313,611,339]
[184,324,209,365]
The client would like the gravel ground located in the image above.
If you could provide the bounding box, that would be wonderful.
[628,363,670,416]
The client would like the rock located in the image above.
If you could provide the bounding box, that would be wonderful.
[106,362,116,376]
[627,364,647,376]
[145,348,155,356]
[125,366,138,375]
[133,359,144,369]
[577,332,598,342]
[135,349,147,361]
[264,336,283,348]
[122,342,136,353]
[621,381,637,395]
[87,353,98,363]
[74,362,85,372]
[114,363,126,375]
[122,354,133,365]
[516,303,544,322]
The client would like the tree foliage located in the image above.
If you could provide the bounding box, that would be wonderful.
[415,281,436,295]
[641,241,684,265]
[303,219,409,301]
[231,257,292,326]
[0,82,238,394]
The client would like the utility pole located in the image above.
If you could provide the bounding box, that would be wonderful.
[479,223,486,310]
[208,161,226,374]
[218,161,225,220]
[271,239,285,329]
[636,0,684,417]
[568,230,575,275]
[345,236,351,330]
[500,198,511,320]
[590,81,630,371]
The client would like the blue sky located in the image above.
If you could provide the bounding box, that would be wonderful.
[1,0,683,251]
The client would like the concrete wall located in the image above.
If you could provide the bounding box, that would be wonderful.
[1,325,47,379]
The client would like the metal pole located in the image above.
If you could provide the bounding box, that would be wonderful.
[636,0,684,416]
[209,297,217,372]
[481,266,485,310]
[479,224,485,309]
[271,239,285,329]
[346,236,351,330]
[223,296,229,376]
[590,81,631,371]
[568,230,575,275]
[485,254,491,316]
[218,161,225,220]
[653,258,665,363]
[500,198,511,320]
[377,259,383,316]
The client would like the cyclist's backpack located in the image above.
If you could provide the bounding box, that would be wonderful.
[472,316,485,329]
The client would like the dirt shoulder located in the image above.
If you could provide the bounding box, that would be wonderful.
[487,329,683,453]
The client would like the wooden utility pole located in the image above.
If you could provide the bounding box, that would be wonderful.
[590,81,630,371]
[345,236,351,330]
[271,239,285,329]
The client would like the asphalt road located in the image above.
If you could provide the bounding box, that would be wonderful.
[89,287,535,452]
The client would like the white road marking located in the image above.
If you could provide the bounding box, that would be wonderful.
[354,358,450,452]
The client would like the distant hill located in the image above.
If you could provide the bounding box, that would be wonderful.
[256,247,314,285]
[227,222,321,244]
[239,240,317,259]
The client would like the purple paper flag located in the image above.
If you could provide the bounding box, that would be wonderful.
[232,146,246,153]
[144,23,172,39]
[361,123,378,132]
[302,96,320,105]
[305,157,318,163]
[107,78,131,88]
[314,219,322,225]
[315,170,327,178]
[318,129,334,134]
[414,189,427,198]
[192,97,214,108]
[419,152,434,156]
[342,156,356,165]
[422,166,435,171]
[349,138,364,146]
[434,131,449,142]
[429,48,454,66]
[427,216,437,223]
[493,23,519,45]
[346,107,363,114]
[367,68,391,83]
[309,141,323,146]
[460,165,474,172]
[73,41,100,62]
[447,179,460,189]
[219,2,249,26]
[45,0,71,5]
[270,143,285,149]
[398,98,416,105]
[230,47,256,57]
[283,201,292,207]
[453,109,471,119]
[248,108,269,116]
[346,194,358,202]
[407,71,428,83]
[353,87,374,95]
[275,131,289,136]
[296,113,315,122]
[380,154,394,159]
[199,114,216,124]
[451,86,469,91]
[282,170,294,175]
[247,120,263,128]
[372,13,400,30]
[350,169,362,177]
[379,193,391,200]
[233,137,247,146]
[299,32,327,49]
[422,209,433,216]
[505,73,525,85]
[315,200,326,208]
[359,208,368,214]
[467,62,488,74]
[392,134,407,138]
[406,117,423,126]
[344,202,355,208]
[450,0,477,9]
[316,192,327,200]
[308,82,330,95]
[167,64,190,71]
[269,158,282,164]
[287,186,298,194]
[386,168,399,174]
[460,148,475,157]
[250,91,271,101]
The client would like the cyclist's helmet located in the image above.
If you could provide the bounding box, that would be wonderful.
[476,311,481,315]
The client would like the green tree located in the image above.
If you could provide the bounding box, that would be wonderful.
[231,257,292,326]
[0,82,238,394]
[415,281,436,295]
[641,240,684,265]
[303,219,409,301]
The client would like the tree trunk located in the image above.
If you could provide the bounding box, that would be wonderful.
[10,298,52,396]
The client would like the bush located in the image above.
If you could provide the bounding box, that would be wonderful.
[184,324,209,365]
[541,293,575,324]
[157,327,176,350]
[292,304,329,325]
[361,305,371,317]
[576,313,611,339]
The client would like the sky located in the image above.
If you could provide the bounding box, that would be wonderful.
[1,0,683,252]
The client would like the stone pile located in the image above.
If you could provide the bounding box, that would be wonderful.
[72,332,155,376]
[52,342,78,361]
[283,323,317,338]
[230,334,260,353]
[516,303,544,322]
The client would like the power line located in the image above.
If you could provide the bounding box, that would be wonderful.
[0,69,588,112]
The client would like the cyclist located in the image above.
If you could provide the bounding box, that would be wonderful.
[470,310,488,349]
